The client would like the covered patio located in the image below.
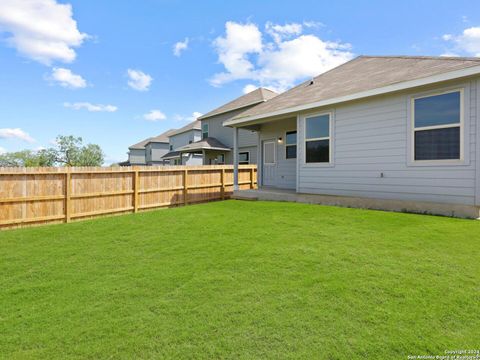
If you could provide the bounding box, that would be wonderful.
[177,137,231,165]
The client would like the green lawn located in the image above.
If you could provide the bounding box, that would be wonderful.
[1,201,479,359]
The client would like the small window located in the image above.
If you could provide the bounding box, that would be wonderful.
[413,90,462,161]
[264,141,275,165]
[169,144,173,151]
[217,154,225,164]
[305,114,330,163]
[239,152,249,164]
[202,123,209,139]
[285,131,297,159]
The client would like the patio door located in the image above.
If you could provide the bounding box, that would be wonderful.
[262,140,276,186]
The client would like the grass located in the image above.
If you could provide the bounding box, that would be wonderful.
[1,200,479,359]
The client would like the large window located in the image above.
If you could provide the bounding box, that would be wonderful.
[239,152,249,164]
[305,113,331,163]
[285,131,297,159]
[412,90,462,161]
[202,123,209,139]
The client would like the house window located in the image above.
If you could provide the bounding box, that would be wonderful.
[217,154,225,164]
[202,123,209,139]
[169,144,173,151]
[285,131,297,159]
[305,113,331,163]
[239,152,249,164]
[412,90,462,161]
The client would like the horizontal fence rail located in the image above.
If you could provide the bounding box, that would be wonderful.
[0,165,257,229]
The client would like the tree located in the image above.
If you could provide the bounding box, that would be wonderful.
[0,135,104,167]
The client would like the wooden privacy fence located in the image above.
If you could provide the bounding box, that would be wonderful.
[0,165,257,229]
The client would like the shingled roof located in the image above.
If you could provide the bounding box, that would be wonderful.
[198,87,278,120]
[129,129,175,150]
[176,137,231,153]
[226,56,480,125]
[167,120,201,137]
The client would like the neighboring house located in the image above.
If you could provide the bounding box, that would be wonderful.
[177,88,277,165]
[127,129,175,165]
[225,56,480,218]
[162,120,203,165]
[144,129,176,165]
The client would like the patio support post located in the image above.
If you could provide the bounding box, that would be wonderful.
[233,126,239,191]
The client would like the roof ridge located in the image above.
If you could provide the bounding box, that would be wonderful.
[360,55,480,61]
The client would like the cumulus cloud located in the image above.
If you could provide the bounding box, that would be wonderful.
[64,102,117,112]
[173,111,203,122]
[143,109,166,122]
[0,146,6,155]
[49,67,86,88]
[127,69,152,91]
[210,21,353,92]
[173,38,189,56]
[243,84,258,94]
[0,128,35,143]
[442,27,480,57]
[0,0,87,65]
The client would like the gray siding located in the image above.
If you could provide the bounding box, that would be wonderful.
[169,129,201,150]
[202,107,258,163]
[259,118,297,189]
[128,149,146,165]
[145,142,170,164]
[296,79,478,206]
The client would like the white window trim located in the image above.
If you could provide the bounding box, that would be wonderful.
[285,130,297,160]
[239,151,250,164]
[409,87,466,166]
[202,123,209,139]
[302,111,334,167]
[263,140,276,165]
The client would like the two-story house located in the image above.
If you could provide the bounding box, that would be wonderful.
[176,88,277,165]
[127,129,175,165]
[161,120,203,165]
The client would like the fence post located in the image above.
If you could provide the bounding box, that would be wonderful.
[65,169,71,223]
[183,169,188,205]
[221,167,225,200]
[133,170,139,213]
[250,167,255,189]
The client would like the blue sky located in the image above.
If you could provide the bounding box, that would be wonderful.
[0,0,479,164]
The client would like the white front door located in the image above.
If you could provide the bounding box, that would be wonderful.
[263,140,276,186]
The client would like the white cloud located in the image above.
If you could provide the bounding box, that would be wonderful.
[210,21,263,86]
[243,84,258,94]
[0,147,6,155]
[173,38,189,56]
[443,27,480,57]
[210,21,353,92]
[0,0,87,65]
[0,128,35,143]
[64,102,117,112]
[173,111,203,122]
[143,109,166,122]
[49,67,86,88]
[127,69,152,91]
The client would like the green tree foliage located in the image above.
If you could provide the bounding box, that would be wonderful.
[0,135,104,167]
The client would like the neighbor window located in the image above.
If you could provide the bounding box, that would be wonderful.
[413,90,462,161]
[217,154,225,164]
[202,123,209,139]
[169,144,173,151]
[285,131,297,159]
[239,152,249,164]
[305,113,330,163]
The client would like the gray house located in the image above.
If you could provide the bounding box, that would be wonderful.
[177,88,277,165]
[226,56,480,218]
[162,120,203,165]
[127,129,175,165]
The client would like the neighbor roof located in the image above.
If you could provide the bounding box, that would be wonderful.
[167,120,201,137]
[129,129,176,150]
[176,137,231,153]
[225,56,480,126]
[198,87,278,120]
[161,151,181,160]
[145,129,176,144]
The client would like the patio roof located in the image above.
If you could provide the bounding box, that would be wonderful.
[161,151,181,160]
[176,137,231,153]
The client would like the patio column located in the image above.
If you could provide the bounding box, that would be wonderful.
[233,126,239,190]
